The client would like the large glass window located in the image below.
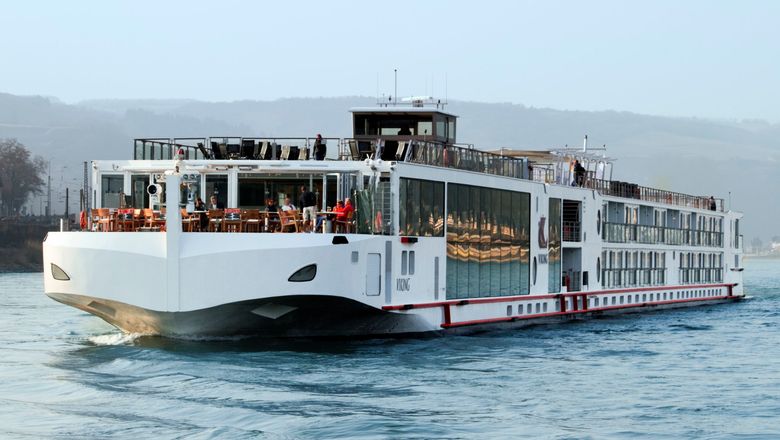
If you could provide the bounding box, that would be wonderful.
[206,175,228,207]
[446,183,530,299]
[548,198,562,293]
[399,178,444,237]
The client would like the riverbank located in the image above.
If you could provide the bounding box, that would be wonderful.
[0,222,54,272]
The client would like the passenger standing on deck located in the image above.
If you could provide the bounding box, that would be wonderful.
[313,134,326,160]
[299,185,317,231]
[709,196,717,211]
[574,160,586,187]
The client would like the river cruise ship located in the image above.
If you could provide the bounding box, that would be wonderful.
[43,100,745,337]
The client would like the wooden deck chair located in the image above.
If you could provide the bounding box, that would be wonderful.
[242,209,261,232]
[223,208,242,232]
[279,210,300,233]
[208,209,224,232]
[335,210,354,233]
[116,208,135,231]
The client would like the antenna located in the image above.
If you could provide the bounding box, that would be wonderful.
[445,73,448,103]
[394,69,397,105]
[583,135,588,152]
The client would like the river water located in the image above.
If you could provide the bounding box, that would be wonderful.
[1,260,778,439]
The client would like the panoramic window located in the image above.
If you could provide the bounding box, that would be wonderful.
[399,178,444,237]
[445,183,530,299]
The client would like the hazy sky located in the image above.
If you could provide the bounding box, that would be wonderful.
[2,1,779,121]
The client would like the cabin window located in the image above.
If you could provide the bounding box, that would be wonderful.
[399,178,444,237]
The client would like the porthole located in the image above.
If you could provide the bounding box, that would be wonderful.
[288,264,317,282]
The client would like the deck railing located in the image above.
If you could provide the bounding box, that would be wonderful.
[602,222,724,247]
[130,138,724,214]
[585,178,723,212]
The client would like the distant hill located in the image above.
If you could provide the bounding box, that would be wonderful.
[1,92,776,240]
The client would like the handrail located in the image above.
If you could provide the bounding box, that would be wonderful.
[130,138,727,212]
[602,222,724,247]
[585,178,724,212]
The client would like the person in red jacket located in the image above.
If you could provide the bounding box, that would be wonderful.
[338,197,354,222]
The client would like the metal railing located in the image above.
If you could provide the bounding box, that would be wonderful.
[678,268,723,284]
[585,178,723,212]
[602,222,724,247]
[601,268,667,288]
[562,221,581,242]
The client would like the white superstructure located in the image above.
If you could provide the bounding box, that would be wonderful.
[43,104,745,337]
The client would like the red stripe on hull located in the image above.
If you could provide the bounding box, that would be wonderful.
[440,295,737,329]
[382,283,736,311]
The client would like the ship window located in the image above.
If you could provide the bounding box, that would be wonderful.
[399,178,444,237]
[409,251,415,275]
[206,174,228,209]
[445,183,531,299]
[417,121,432,136]
[101,174,124,209]
[401,251,408,275]
[50,263,70,281]
[506,305,512,316]
[288,264,317,282]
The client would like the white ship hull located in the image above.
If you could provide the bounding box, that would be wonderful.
[44,230,743,338]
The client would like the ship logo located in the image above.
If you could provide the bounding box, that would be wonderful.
[538,216,547,248]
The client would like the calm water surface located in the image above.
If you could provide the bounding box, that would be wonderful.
[1,260,779,439]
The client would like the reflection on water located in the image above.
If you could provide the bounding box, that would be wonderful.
[2,260,780,438]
